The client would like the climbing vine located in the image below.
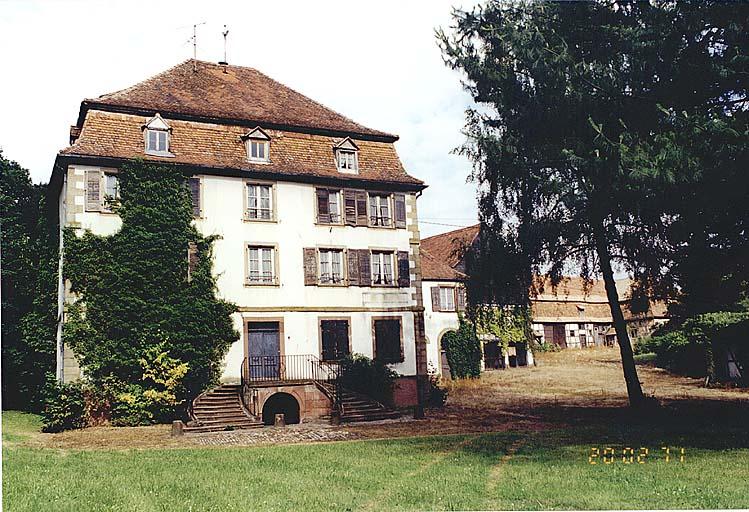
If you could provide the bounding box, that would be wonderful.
[62,160,238,412]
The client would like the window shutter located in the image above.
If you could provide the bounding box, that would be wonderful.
[394,194,407,228]
[456,287,467,311]
[431,286,442,312]
[357,249,371,286]
[187,242,199,281]
[347,249,360,286]
[355,191,368,226]
[316,188,330,223]
[303,248,318,285]
[344,189,357,226]
[396,251,410,287]
[189,178,201,217]
[85,170,101,212]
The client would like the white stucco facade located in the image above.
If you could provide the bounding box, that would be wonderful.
[421,280,461,375]
[57,164,421,383]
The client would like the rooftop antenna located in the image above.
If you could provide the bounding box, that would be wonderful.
[219,25,229,67]
[189,22,206,71]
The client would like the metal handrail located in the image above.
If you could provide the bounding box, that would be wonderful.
[240,354,342,419]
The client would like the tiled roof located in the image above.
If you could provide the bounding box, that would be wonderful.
[82,60,395,140]
[420,224,480,268]
[61,110,423,187]
[421,249,466,281]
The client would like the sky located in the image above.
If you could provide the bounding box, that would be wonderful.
[0,0,480,238]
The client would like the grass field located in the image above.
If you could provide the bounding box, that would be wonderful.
[4,410,749,511]
[4,348,749,511]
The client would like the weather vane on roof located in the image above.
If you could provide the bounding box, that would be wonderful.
[220,25,229,66]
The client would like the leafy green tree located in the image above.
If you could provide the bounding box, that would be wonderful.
[63,160,238,404]
[0,151,56,410]
[438,1,749,405]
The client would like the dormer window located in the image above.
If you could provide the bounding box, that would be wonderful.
[334,137,359,174]
[242,127,270,163]
[142,113,172,156]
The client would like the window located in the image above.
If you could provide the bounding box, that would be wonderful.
[371,251,394,285]
[369,194,391,226]
[247,245,276,284]
[319,249,343,284]
[246,183,273,220]
[320,320,350,361]
[143,113,171,155]
[249,140,269,162]
[242,127,271,163]
[373,318,403,364]
[101,173,120,212]
[316,189,341,224]
[337,150,358,172]
[146,130,168,153]
[439,287,456,312]
[188,177,201,217]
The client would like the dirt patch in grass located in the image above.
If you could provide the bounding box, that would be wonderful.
[21,347,749,449]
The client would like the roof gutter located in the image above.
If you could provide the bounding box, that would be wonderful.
[54,153,428,193]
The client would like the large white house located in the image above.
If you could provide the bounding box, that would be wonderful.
[50,60,429,428]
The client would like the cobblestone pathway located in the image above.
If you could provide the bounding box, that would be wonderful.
[190,424,361,446]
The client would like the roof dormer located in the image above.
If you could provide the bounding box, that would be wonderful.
[334,137,359,174]
[241,127,271,163]
[142,113,173,156]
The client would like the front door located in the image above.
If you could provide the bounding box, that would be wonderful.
[247,321,281,380]
[552,324,567,349]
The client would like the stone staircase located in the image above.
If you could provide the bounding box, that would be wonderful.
[318,384,399,423]
[185,384,262,434]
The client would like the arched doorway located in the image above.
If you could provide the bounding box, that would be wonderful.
[262,392,300,425]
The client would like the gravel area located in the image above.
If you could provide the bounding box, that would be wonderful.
[189,424,361,446]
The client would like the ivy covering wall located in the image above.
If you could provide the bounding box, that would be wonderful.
[63,160,238,406]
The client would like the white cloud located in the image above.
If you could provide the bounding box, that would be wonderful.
[0,0,479,237]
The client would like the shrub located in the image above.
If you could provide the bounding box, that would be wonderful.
[339,353,398,406]
[42,381,87,433]
[442,319,482,379]
[427,373,448,408]
[110,384,154,427]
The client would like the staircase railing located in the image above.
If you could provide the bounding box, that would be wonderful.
[240,354,342,419]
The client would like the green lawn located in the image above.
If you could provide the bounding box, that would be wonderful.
[3,411,749,511]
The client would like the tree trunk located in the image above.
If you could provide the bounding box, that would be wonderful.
[594,232,645,406]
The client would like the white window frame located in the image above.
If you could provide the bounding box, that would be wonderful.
[368,193,391,227]
[247,139,270,163]
[371,251,394,286]
[102,173,120,212]
[246,183,274,221]
[328,190,341,224]
[439,287,456,312]
[336,149,358,173]
[145,129,169,154]
[246,245,276,285]
[319,248,344,285]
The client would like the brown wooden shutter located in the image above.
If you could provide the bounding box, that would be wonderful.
[456,287,467,311]
[431,286,442,312]
[347,249,360,286]
[85,170,101,212]
[303,248,318,285]
[358,249,371,286]
[344,189,357,226]
[396,251,410,287]
[394,193,407,228]
[187,242,199,281]
[189,178,201,217]
[316,188,330,224]
[355,191,368,226]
